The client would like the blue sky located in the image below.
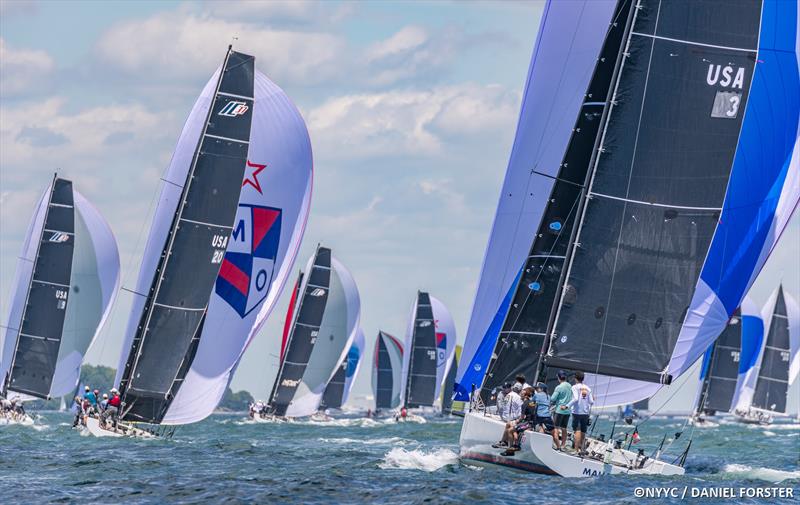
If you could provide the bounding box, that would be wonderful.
[1,0,797,412]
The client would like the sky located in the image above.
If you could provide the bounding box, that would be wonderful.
[1,0,797,414]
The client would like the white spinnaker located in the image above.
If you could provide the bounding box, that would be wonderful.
[51,191,120,398]
[734,289,778,412]
[787,289,800,392]
[371,331,404,409]
[430,296,456,404]
[161,70,313,424]
[286,257,360,417]
[341,327,365,406]
[0,189,49,383]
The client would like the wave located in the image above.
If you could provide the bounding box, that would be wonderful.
[378,447,459,472]
[721,464,800,483]
[318,436,410,446]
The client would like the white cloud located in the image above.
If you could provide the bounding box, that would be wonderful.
[0,38,54,96]
[364,26,460,86]
[307,83,519,160]
[94,10,345,85]
[205,0,352,25]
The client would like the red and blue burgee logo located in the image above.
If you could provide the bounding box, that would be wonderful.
[215,204,282,318]
[436,331,447,366]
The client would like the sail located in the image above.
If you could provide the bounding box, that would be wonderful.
[321,358,346,409]
[342,327,365,406]
[402,292,438,408]
[544,0,761,386]
[269,247,331,416]
[581,0,800,406]
[50,190,120,398]
[2,178,74,398]
[284,256,360,417]
[430,296,456,403]
[322,327,365,409]
[694,301,759,414]
[454,0,620,402]
[160,69,312,425]
[117,48,256,424]
[750,286,799,414]
[372,330,403,410]
[441,346,460,413]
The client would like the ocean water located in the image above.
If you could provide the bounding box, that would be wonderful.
[1,412,798,504]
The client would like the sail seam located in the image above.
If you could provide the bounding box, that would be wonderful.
[630,31,758,53]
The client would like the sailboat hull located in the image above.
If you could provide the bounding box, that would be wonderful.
[459,412,684,477]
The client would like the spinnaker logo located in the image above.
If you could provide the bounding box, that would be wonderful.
[49,232,70,243]
[215,204,282,318]
[218,101,249,117]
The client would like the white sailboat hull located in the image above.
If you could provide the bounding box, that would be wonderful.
[459,411,685,477]
[83,416,154,438]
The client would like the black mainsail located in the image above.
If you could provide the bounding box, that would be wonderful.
[541,0,760,384]
[403,291,437,408]
[320,359,346,410]
[268,246,331,417]
[441,351,458,413]
[695,310,743,415]
[752,287,791,414]
[375,331,397,410]
[4,176,75,399]
[478,0,635,402]
[118,47,255,423]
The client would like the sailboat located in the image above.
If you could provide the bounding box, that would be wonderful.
[457,0,798,477]
[319,328,365,413]
[255,246,360,420]
[690,297,763,426]
[1,175,119,424]
[441,345,461,415]
[86,45,313,436]
[372,330,404,414]
[733,285,799,425]
[400,292,456,417]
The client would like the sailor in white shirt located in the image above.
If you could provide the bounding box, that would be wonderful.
[567,371,594,454]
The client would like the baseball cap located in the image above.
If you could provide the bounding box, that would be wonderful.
[536,382,547,391]
[502,382,512,390]
[557,370,567,380]
[512,383,522,392]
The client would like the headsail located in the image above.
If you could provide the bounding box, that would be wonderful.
[321,327,364,409]
[441,345,460,413]
[454,0,620,402]
[372,330,403,410]
[117,47,257,424]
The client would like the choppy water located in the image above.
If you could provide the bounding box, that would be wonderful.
[2,412,798,504]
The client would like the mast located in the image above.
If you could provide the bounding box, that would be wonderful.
[119,46,255,423]
[5,174,75,399]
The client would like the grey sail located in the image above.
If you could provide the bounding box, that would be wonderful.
[375,331,397,409]
[752,288,791,413]
[268,246,331,417]
[543,0,760,384]
[404,292,437,408]
[478,0,634,403]
[4,177,75,399]
[119,47,255,423]
[441,351,458,413]
[696,310,742,414]
[320,360,346,410]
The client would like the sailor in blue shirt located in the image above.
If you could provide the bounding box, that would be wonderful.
[532,382,554,432]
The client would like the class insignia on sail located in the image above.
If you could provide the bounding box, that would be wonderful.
[84,45,312,437]
[457,0,798,477]
[252,246,360,421]
[1,175,120,426]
